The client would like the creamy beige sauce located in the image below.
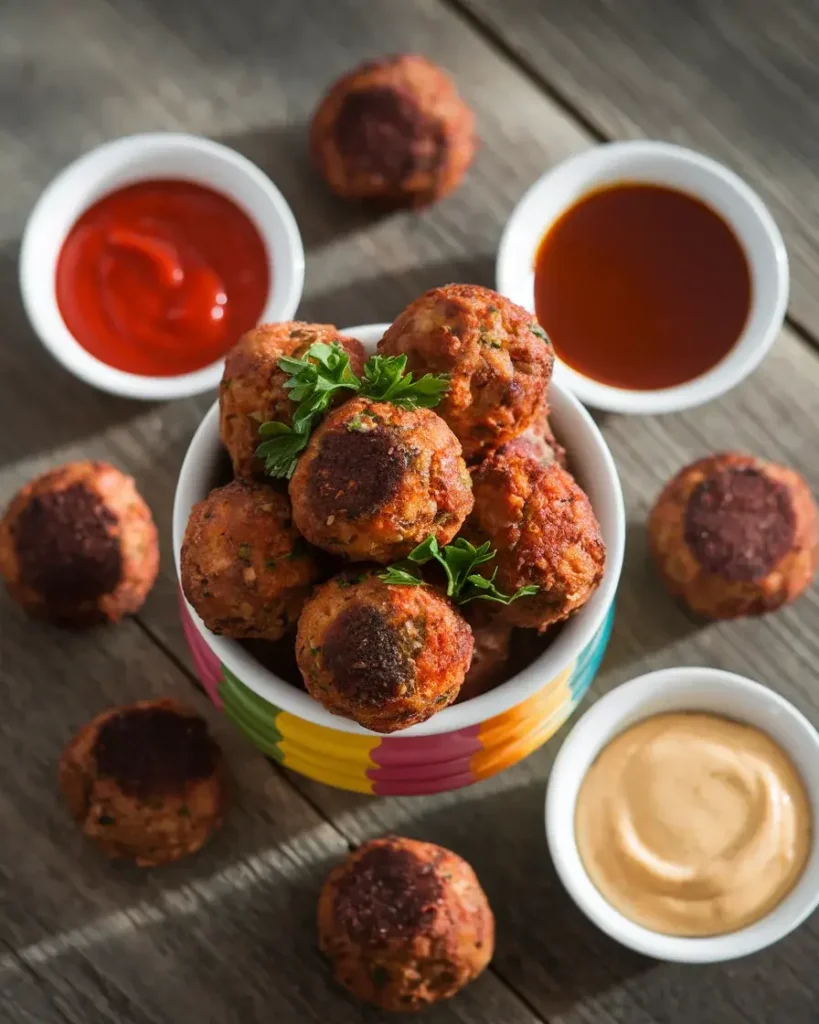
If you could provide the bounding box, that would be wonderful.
[575,712,811,937]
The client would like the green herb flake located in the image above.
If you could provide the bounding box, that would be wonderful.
[346,413,367,432]
[487,305,497,313]
[531,324,549,342]
[238,543,252,562]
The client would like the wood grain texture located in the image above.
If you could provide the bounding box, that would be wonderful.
[2,0,819,1021]
[459,0,819,341]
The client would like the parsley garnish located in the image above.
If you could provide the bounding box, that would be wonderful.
[255,341,449,478]
[379,536,539,606]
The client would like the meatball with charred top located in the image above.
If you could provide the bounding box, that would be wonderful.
[310,54,476,207]
[379,284,554,461]
[0,461,158,627]
[59,698,228,866]
[464,444,605,631]
[648,453,818,619]
[219,322,366,478]
[181,480,319,640]
[296,573,473,733]
[289,397,473,564]
[319,835,494,1011]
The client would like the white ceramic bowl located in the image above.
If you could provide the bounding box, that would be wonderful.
[546,667,819,962]
[172,323,626,739]
[497,140,789,415]
[19,132,305,400]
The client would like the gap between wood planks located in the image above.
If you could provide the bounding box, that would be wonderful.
[441,0,819,362]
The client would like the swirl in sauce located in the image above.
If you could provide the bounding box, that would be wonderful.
[575,712,811,936]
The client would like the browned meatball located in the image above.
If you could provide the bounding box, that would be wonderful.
[648,453,819,619]
[0,461,158,627]
[219,322,366,478]
[310,55,476,207]
[296,573,473,733]
[379,285,554,461]
[457,605,512,702]
[318,836,494,1010]
[181,480,319,640]
[289,397,473,564]
[59,699,227,867]
[503,401,567,469]
[465,446,606,631]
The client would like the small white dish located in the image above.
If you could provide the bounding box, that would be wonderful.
[497,140,789,415]
[19,132,305,400]
[545,667,819,963]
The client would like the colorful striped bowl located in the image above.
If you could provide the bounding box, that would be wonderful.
[173,324,625,794]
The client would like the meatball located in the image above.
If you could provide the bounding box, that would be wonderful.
[648,453,819,619]
[181,480,319,640]
[296,573,473,733]
[457,606,512,703]
[465,446,606,631]
[504,402,567,469]
[58,698,227,866]
[0,461,158,627]
[310,54,476,207]
[289,397,473,563]
[379,285,554,461]
[219,322,366,478]
[318,836,494,1010]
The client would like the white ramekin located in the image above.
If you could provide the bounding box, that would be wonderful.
[172,323,626,738]
[546,667,819,962]
[497,140,789,415]
[19,132,305,400]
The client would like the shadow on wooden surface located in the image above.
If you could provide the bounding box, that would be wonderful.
[0,242,162,467]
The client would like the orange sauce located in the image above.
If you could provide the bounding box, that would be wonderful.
[533,183,752,390]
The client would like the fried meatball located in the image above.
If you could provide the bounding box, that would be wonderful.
[0,461,158,627]
[181,480,319,640]
[310,54,476,207]
[457,606,512,702]
[465,446,605,631]
[319,836,494,1010]
[648,453,819,619]
[59,698,227,866]
[379,285,554,461]
[296,573,473,733]
[289,397,473,563]
[505,401,567,469]
[219,322,366,478]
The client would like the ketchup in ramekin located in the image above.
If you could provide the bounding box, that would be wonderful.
[56,180,269,377]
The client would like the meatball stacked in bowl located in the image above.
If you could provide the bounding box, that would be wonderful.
[176,287,620,741]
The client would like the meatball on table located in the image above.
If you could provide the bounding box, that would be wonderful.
[3,3,819,1024]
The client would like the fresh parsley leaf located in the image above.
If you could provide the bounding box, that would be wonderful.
[378,565,426,587]
[255,344,448,479]
[531,323,549,342]
[360,354,449,409]
[379,535,538,605]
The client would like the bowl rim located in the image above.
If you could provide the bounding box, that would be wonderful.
[173,322,626,737]
[19,131,305,400]
[545,667,819,962]
[497,139,789,415]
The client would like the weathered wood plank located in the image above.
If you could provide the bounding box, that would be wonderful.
[3,0,819,1021]
[459,0,819,341]
[0,604,542,1024]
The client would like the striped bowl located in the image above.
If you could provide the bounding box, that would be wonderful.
[173,324,625,795]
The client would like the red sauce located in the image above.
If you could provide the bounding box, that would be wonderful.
[56,180,269,377]
[533,183,751,390]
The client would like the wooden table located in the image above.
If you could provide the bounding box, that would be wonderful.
[2,1,818,1020]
